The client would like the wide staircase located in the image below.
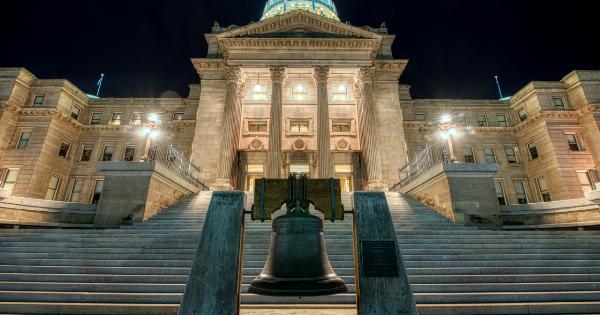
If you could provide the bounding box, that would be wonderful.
[1,191,600,314]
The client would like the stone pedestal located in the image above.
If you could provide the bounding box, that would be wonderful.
[179,191,246,315]
[353,192,418,315]
[94,162,200,228]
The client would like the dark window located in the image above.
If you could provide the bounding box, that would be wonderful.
[58,141,71,158]
[101,146,114,161]
[173,112,185,120]
[32,95,45,107]
[90,113,102,125]
[454,114,466,126]
[463,147,475,163]
[528,143,539,160]
[495,182,507,205]
[553,97,566,110]
[484,147,497,163]
[111,113,122,125]
[17,131,32,149]
[71,106,81,120]
[518,108,528,122]
[567,134,581,151]
[80,145,93,162]
[414,113,426,121]
[123,146,136,162]
[513,182,528,204]
[476,114,488,127]
[91,180,104,204]
[496,114,508,127]
[131,112,143,125]
[505,147,518,164]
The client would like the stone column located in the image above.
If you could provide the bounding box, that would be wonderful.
[313,66,332,178]
[213,66,245,190]
[266,66,287,179]
[355,66,387,191]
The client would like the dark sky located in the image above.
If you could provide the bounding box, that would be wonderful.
[1,0,599,99]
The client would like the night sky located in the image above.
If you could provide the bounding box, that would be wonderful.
[1,0,599,99]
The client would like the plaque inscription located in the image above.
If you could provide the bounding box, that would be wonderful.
[361,241,399,277]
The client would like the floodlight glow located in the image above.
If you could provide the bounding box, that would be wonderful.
[140,127,151,136]
[440,115,452,124]
[439,131,450,140]
[253,84,263,93]
[337,84,346,92]
[150,130,160,139]
[295,84,305,92]
[147,113,161,124]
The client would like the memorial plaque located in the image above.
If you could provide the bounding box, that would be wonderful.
[361,241,399,277]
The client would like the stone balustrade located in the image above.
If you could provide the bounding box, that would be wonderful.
[0,196,96,228]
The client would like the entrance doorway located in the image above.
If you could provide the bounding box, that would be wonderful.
[335,164,353,192]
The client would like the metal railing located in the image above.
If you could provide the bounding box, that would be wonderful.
[390,142,450,191]
[151,143,209,191]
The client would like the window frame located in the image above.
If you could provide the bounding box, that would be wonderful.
[484,147,497,163]
[552,97,566,110]
[513,181,529,204]
[517,107,528,122]
[496,114,508,127]
[504,147,519,165]
[250,83,269,102]
[122,146,136,162]
[70,105,82,120]
[247,121,269,134]
[291,83,308,102]
[494,181,507,206]
[101,145,115,162]
[131,112,144,125]
[90,179,104,204]
[463,146,476,163]
[172,112,185,121]
[528,143,539,160]
[45,175,62,201]
[475,114,488,127]
[414,113,426,121]
[32,95,45,107]
[536,177,552,202]
[58,140,71,159]
[331,83,348,102]
[90,112,103,125]
[69,179,85,202]
[566,134,581,151]
[1,169,19,191]
[577,171,594,194]
[79,144,93,162]
[110,112,123,125]
[16,130,33,149]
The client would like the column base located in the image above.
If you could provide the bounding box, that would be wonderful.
[210,179,234,191]
[365,180,389,192]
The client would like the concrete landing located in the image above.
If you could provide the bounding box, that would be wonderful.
[241,305,356,315]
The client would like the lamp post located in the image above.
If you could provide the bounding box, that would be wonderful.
[439,114,457,163]
[140,113,161,162]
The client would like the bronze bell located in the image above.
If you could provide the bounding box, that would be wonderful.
[248,213,348,296]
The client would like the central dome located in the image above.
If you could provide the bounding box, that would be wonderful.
[261,0,340,21]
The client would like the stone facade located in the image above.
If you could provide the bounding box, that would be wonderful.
[1,7,599,207]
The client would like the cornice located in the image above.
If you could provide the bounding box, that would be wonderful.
[0,102,20,113]
[216,10,383,41]
[191,59,227,80]
[18,108,82,128]
[514,110,580,131]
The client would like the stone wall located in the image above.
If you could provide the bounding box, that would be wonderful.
[501,198,600,229]
[0,196,96,228]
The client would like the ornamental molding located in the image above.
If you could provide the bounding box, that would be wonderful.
[81,125,126,132]
[312,66,330,84]
[191,59,227,79]
[18,108,83,128]
[215,10,383,41]
[0,102,20,113]
[590,104,600,112]
[514,110,580,131]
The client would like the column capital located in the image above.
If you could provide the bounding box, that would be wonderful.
[236,82,247,99]
[312,66,330,84]
[355,66,376,85]
[225,66,245,85]
[269,66,287,83]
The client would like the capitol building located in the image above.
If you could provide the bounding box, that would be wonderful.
[1,1,600,313]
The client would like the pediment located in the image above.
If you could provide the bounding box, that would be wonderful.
[216,10,382,41]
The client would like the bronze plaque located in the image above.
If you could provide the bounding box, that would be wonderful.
[361,241,399,277]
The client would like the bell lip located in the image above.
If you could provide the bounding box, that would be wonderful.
[248,276,348,296]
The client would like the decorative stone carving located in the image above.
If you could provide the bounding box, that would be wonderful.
[293,138,306,151]
[250,138,264,150]
[336,138,350,151]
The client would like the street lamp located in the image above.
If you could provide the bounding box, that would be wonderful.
[438,114,458,163]
[140,113,161,162]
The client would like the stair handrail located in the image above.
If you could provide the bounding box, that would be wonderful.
[151,143,209,190]
[390,142,450,191]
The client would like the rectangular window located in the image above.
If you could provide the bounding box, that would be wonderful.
[292,83,308,101]
[131,112,144,125]
[16,131,32,149]
[553,97,566,110]
[247,164,264,174]
[69,179,84,202]
[90,112,102,125]
[290,122,309,133]
[513,181,528,204]
[91,180,104,204]
[331,84,348,102]
[414,113,426,121]
[495,182,507,205]
[536,177,552,202]
[577,171,594,194]
[101,145,114,162]
[454,114,466,126]
[290,164,310,174]
[505,147,518,164]
[484,147,497,163]
[111,113,123,125]
[1,169,19,191]
[70,106,81,120]
[528,143,539,160]
[80,145,93,162]
[567,134,581,151]
[251,84,268,101]
[32,95,45,107]
[476,114,488,127]
[58,140,71,159]
[173,112,185,120]
[45,175,61,200]
[335,164,353,173]
[496,114,508,127]
[518,108,528,122]
[123,146,136,162]
[248,122,268,133]
[332,122,351,133]
[463,147,475,163]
